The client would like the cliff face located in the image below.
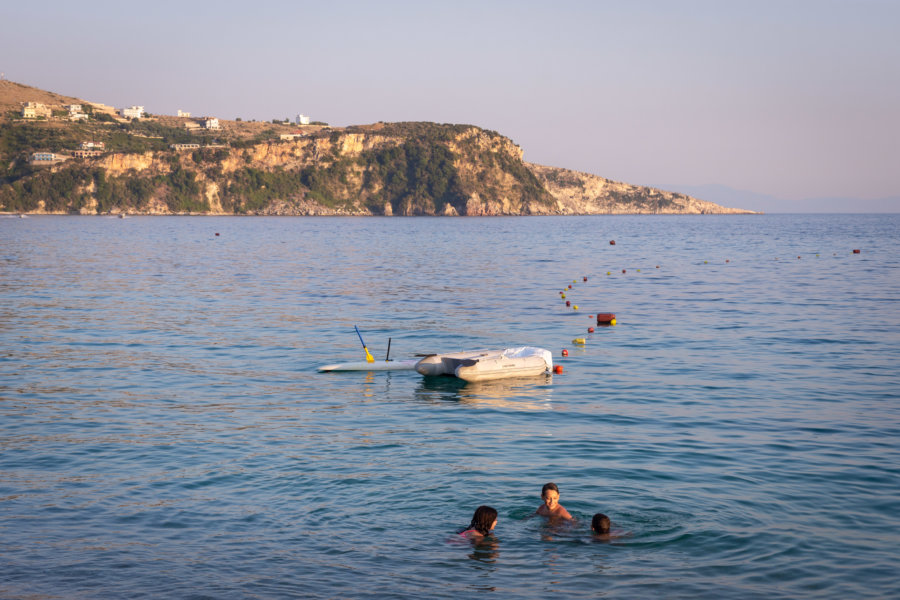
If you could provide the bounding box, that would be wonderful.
[0,121,753,216]
[528,164,755,214]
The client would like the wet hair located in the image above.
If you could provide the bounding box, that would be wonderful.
[467,505,498,536]
[541,482,559,497]
[592,513,610,534]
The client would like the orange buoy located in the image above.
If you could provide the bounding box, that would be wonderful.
[596,313,616,325]
[553,365,563,374]
[561,349,568,357]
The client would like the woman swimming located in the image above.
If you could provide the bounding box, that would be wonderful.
[459,505,498,539]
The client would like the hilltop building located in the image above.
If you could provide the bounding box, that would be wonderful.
[296,114,311,125]
[202,117,220,130]
[119,106,145,119]
[22,102,51,119]
[66,104,88,121]
[177,110,191,118]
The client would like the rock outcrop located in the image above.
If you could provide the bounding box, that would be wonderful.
[528,164,755,214]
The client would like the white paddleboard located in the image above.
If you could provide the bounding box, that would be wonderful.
[318,359,419,372]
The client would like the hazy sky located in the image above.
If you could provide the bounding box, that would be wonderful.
[3,0,898,204]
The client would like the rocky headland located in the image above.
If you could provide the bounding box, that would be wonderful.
[0,80,755,215]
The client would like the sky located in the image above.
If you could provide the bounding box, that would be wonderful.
[2,0,898,211]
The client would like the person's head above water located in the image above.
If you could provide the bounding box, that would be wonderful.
[541,482,561,509]
[468,505,498,536]
[591,513,610,534]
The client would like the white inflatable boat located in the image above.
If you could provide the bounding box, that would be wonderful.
[415,346,552,383]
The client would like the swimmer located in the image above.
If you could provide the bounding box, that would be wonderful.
[591,512,611,535]
[535,482,573,520]
[459,505,498,539]
[591,512,629,540]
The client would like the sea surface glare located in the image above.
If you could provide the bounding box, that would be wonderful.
[1,214,899,599]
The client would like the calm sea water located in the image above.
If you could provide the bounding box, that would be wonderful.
[1,214,898,599]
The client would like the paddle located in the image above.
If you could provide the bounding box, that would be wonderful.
[354,325,375,363]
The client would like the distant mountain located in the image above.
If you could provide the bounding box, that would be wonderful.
[656,184,900,213]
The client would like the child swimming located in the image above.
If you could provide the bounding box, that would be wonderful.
[591,512,611,535]
[458,505,498,539]
[535,482,573,520]
[591,512,629,540]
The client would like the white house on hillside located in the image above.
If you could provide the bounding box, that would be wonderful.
[67,104,88,121]
[202,117,220,130]
[120,105,145,119]
[296,114,311,125]
[177,110,191,117]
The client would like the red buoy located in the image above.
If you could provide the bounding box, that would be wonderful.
[215,233,220,236]
[853,249,861,254]
[583,276,588,282]
[622,269,626,274]
[588,327,595,333]
[610,240,616,245]
[565,300,571,307]
[554,365,564,374]
[561,349,568,357]
[596,313,616,324]
[568,284,572,289]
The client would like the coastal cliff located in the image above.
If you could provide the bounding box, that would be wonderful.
[0,81,754,215]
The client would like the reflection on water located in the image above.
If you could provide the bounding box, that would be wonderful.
[414,376,556,410]
[468,535,500,562]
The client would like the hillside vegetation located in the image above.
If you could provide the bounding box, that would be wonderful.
[0,80,754,215]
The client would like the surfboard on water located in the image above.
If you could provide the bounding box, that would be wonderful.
[318,359,419,372]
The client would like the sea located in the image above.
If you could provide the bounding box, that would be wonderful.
[1,214,898,599]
